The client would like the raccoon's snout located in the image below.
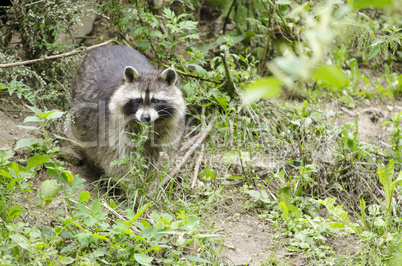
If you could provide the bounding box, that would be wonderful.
[141,114,151,122]
[135,108,159,123]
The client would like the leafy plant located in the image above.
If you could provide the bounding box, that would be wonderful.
[15,105,65,156]
[377,160,402,221]
[100,0,199,60]
[108,124,150,196]
[1,0,87,58]
[0,80,35,105]
[0,0,88,107]
[317,197,361,234]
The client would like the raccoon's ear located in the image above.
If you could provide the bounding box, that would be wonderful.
[159,68,177,86]
[124,66,140,83]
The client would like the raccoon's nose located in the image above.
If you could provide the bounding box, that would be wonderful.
[141,114,151,122]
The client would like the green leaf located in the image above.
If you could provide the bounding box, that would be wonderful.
[26,155,50,170]
[278,201,289,221]
[130,203,151,223]
[246,189,270,203]
[312,65,346,90]
[44,110,64,120]
[243,77,282,105]
[79,191,91,202]
[40,180,61,203]
[9,234,29,250]
[59,257,75,264]
[358,12,375,29]
[7,205,22,222]
[329,222,345,228]
[144,246,163,253]
[17,125,39,131]
[317,198,352,225]
[120,15,129,27]
[25,105,42,116]
[15,138,41,150]
[374,217,386,227]
[0,168,13,179]
[91,233,110,241]
[61,171,74,185]
[23,116,41,123]
[215,97,228,110]
[353,0,392,9]
[395,171,402,186]
[91,199,101,215]
[134,253,153,265]
[381,121,392,127]
[274,56,307,80]
[359,198,367,226]
[0,148,14,165]
[368,44,381,60]
[184,255,212,264]
[76,232,92,247]
[378,160,395,215]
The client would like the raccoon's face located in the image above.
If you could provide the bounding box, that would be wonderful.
[109,67,185,124]
[121,90,174,122]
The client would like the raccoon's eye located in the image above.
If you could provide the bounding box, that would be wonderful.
[151,99,160,103]
[135,99,143,104]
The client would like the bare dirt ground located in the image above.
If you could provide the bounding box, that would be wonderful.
[334,99,402,146]
[220,215,278,265]
[0,108,32,150]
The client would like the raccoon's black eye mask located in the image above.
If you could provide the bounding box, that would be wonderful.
[122,99,141,117]
[155,102,174,118]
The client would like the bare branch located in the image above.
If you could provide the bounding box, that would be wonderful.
[0,40,117,68]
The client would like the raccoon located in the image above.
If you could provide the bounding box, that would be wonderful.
[69,45,186,177]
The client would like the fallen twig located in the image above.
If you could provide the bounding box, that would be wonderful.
[178,132,201,156]
[101,201,140,234]
[152,119,214,189]
[191,143,204,189]
[191,107,206,189]
[169,121,213,177]
[0,40,117,68]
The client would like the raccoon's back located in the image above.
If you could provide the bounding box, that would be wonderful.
[72,45,154,103]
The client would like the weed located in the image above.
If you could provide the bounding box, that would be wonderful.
[0,81,35,106]
[382,112,402,161]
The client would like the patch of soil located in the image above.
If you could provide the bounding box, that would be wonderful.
[334,101,402,147]
[331,235,361,258]
[0,108,32,150]
[219,215,296,266]
[216,212,361,265]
